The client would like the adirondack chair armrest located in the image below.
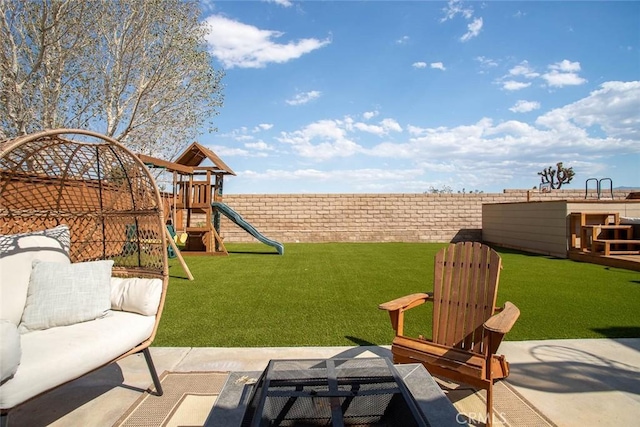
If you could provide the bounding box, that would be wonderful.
[483,301,520,334]
[378,293,430,336]
[378,293,430,312]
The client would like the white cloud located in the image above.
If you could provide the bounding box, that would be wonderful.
[413,62,445,70]
[286,90,322,106]
[277,119,362,160]
[219,127,250,139]
[407,125,428,136]
[441,0,474,22]
[380,118,403,133]
[361,82,639,165]
[242,168,325,180]
[542,60,587,87]
[218,125,276,154]
[363,111,379,120]
[275,115,405,159]
[241,168,426,190]
[363,116,566,164]
[264,0,293,7]
[549,59,582,73]
[537,81,640,139]
[476,56,498,68]
[245,141,275,151]
[235,135,254,142]
[461,17,483,42]
[441,1,483,42]
[509,61,539,79]
[204,15,330,68]
[396,36,410,45]
[353,122,385,135]
[485,120,538,137]
[502,80,532,91]
[207,145,250,157]
[542,71,587,87]
[498,59,585,91]
[354,118,402,136]
[509,100,541,113]
[253,123,274,132]
[229,81,639,191]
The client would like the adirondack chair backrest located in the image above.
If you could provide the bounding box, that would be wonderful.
[432,242,501,355]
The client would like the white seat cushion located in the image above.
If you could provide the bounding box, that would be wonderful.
[0,320,20,383]
[0,310,155,409]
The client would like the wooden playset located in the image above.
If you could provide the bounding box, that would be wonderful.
[139,142,236,256]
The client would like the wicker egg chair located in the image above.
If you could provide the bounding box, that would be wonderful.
[0,129,169,412]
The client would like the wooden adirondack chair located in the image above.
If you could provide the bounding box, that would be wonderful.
[379,242,520,426]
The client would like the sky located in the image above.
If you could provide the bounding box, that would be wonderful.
[194,0,639,194]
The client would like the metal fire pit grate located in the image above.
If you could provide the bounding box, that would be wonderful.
[241,358,429,427]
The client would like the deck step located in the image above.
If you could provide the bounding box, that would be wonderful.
[592,239,640,256]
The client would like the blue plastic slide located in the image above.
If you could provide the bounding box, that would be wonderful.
[211,202,284,255]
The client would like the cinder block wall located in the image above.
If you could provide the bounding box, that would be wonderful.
[218,189,630,243]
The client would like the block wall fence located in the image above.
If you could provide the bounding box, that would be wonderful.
[215,189,632,244]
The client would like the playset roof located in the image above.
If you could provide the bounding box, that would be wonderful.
[175,142,236,175]
[138,141,236,176]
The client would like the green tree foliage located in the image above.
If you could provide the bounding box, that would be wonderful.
[0,0,224,159]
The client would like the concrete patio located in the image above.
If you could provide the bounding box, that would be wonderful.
[4,338,640,426]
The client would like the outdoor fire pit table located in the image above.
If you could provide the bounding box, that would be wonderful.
[205,358,460,427]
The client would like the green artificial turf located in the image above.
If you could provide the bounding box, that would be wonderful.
[154,243,640,347]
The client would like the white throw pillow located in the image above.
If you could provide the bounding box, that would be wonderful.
[0,225,71,325]
[19,260,114,333]
[0,319,21,383]
[110,277,162,316]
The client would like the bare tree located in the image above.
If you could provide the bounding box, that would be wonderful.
[0,0,224,158]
